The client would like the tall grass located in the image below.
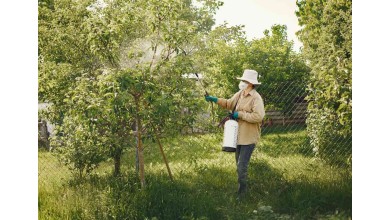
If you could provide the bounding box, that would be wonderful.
[39,126,351,219]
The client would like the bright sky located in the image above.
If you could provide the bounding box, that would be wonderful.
[214,0,303,51]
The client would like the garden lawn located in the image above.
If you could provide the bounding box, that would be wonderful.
[39,125,351,219]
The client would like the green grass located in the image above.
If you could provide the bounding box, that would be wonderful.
[39,126,351,219]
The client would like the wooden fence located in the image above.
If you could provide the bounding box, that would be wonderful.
[263,102,308,126]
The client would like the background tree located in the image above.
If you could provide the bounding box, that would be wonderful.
[39,0,222,183]
[39,0,143,178]
[246,24,310,114]
[199,24,309,120]
[296,0,352,164]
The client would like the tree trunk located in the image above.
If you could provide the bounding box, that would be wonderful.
[135,97,145,188]
[132,121,139,174]
[79,167,84,180]
[135,136,139,174]
[137,119,145,187]
[38,119,50,151]
[114,157,121,177]
[113,147,122,177]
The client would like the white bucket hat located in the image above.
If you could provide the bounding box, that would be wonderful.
[237,69,261,85]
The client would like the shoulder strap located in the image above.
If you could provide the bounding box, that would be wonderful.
[232,91,242,113]
[218,91,243,127]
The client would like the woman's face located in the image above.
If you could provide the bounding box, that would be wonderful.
[239,80,253,90]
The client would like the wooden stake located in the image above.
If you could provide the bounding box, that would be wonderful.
[155,131,174,182]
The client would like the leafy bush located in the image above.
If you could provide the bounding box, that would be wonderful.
[306,107,352,165]
[296,0,352,164]
[52,116,107,179]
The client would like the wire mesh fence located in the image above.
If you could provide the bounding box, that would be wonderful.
[38,80,352,217]
[257,81,351,174]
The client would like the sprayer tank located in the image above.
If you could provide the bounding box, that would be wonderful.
[222,119,238,152]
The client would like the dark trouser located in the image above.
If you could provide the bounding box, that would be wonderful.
[235,144,255,195]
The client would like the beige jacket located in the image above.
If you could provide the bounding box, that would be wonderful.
[217,89,265,145]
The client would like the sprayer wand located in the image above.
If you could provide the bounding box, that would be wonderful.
[194,73,214,122]
[194,73,208,96]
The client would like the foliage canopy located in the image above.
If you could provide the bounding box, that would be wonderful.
[296,0,352,164]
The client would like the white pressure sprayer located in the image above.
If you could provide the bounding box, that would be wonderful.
[219,91,242,152]
[222,119,239,152]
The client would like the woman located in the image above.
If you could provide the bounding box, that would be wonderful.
[205,69,265,199]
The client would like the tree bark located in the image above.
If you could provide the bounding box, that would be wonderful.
[38,119,50,151]
[135,97,145,188]
[131,121,139,174]
[135,136,139,174]
[113,147,122,177]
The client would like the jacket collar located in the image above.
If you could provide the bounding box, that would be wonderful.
[249,88,256,96]
[242,88,256,97]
